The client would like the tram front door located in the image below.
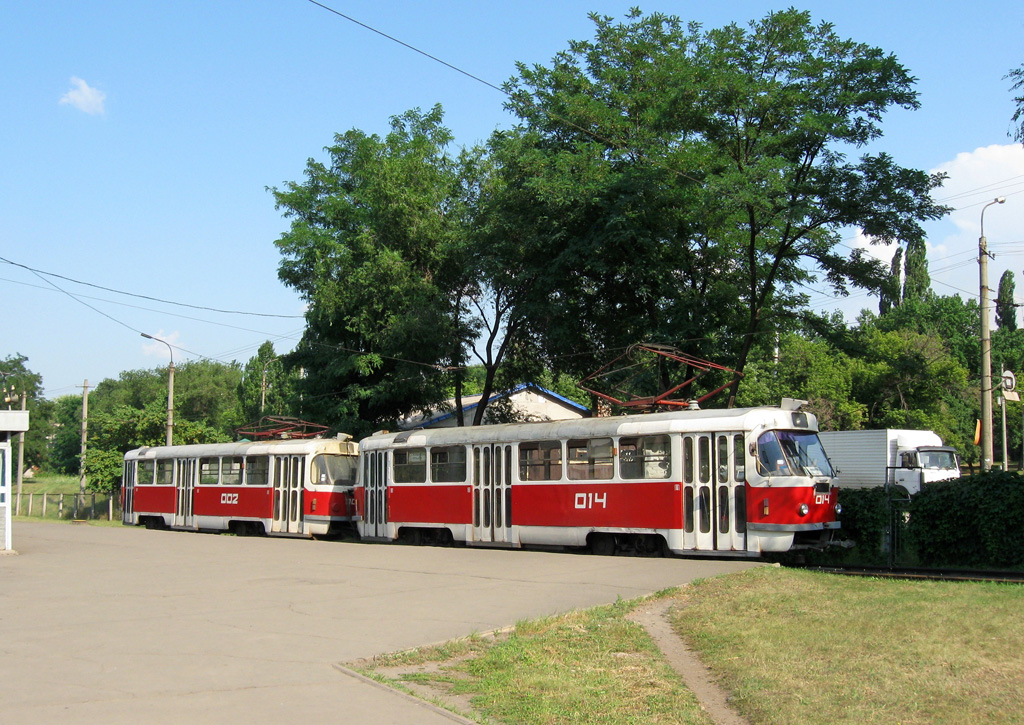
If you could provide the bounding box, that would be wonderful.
[362,451,390,539]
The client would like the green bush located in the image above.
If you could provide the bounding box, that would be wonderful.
[909,471,1024,569]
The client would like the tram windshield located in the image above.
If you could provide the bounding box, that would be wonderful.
[756,430,834,478]
[311,454,357,486]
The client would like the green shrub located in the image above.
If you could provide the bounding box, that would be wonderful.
[909,471,1024,569]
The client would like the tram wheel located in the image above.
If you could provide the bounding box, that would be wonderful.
[590,533,616,556]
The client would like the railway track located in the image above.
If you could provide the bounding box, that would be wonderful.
[796,564,1024,584]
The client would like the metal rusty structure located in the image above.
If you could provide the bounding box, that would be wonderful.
[235,416,330,441]
[579,344,743,411]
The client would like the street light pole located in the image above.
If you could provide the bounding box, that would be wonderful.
[979,196,1006,470]
[141,333,174,446]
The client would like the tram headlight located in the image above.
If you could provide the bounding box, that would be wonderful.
[798,503,809,516]
[834,503,843,515]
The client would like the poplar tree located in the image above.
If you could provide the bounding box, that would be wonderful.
[996,270,1018,331]
[880,246,903,315]
[902,238,932,304]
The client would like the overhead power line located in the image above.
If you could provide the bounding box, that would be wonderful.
[0,255,303,319]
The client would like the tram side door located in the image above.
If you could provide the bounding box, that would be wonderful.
[471,445,512,545]
[471,446,492,543]
[273,455,304,534]
[173,458,196,528]
[682,434,716,551]
[362,451,390,539]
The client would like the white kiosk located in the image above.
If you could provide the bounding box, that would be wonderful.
[0,410,30,552]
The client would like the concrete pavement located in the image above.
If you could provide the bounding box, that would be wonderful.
[0,522,757,723]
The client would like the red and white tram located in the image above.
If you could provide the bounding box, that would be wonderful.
[355,402,840,556]
[122,436,358,537]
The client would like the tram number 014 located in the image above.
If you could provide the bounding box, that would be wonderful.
[574,492,607,510]
[220,493,239,505]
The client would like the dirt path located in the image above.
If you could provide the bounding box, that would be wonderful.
[627,597,749,725]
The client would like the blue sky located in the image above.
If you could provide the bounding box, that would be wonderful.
[3,1,1023,398]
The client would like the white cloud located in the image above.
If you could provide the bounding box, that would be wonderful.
[141,331,181,362]
[59,76,106,115]
[926,144,1024,302]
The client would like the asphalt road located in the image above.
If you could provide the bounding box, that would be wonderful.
[0,522,758,723]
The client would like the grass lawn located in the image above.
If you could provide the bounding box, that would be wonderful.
[358,566,1024,724]
[673,567,1024,724]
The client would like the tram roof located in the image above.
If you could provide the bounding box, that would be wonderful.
[124,436,357,461]
[360,405,816,450]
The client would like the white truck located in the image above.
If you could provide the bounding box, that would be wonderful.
[816,429,960,496]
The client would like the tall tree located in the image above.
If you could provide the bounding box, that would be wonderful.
[1008,63,1024,145]
[272,106,489,435]
[237,342,298,424]
[996,269,1018,331]
[880,246,903,315]
[500,9,949,404]
[902,237,932,304]
[0,354,46,468]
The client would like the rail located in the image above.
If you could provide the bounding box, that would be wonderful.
[795,564,1024,585]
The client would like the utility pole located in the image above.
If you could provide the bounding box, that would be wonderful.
[141,333,174,445]
[79,379,89,494]
[979,197,1006,470]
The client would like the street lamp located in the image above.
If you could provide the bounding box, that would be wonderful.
[141,333,174,446]
[979,196,1006,470]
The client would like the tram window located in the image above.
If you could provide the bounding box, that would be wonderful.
[698,438,711,483]
[734,435,745,481]
[698,486,711,533]
[683,438,694,484]
[393,448,427,483]
[312,454,356,486]
[567,438,614,480]
[684,486,694,533]
[199,457,219,485]
[222,457,243,486]
[718,485,730,534]
[519,441,562,481]
[430,446,466,482]
[247,456,270,486]
[138,460,155,485]
[717,436,729,483]
[735,485,747,533]
[619,435,671,479]
[156,460,174,485]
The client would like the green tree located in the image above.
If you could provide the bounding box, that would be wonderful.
[1008,63,1024,145]
[0,354,46,469]
[273,106,495,435]
[996,269,1018,331]
[92,360,243,438]
[499,9,949,403]
[47,394,83,475]
[735,333,864,430]
[902,237,932,304]
[82,402,224,492]
[850,326,971,439]
[237,342,298,424]
[879,246,903,315]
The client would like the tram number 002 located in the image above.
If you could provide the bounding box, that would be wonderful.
[574,492,607,509]
[220,493,239,505]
